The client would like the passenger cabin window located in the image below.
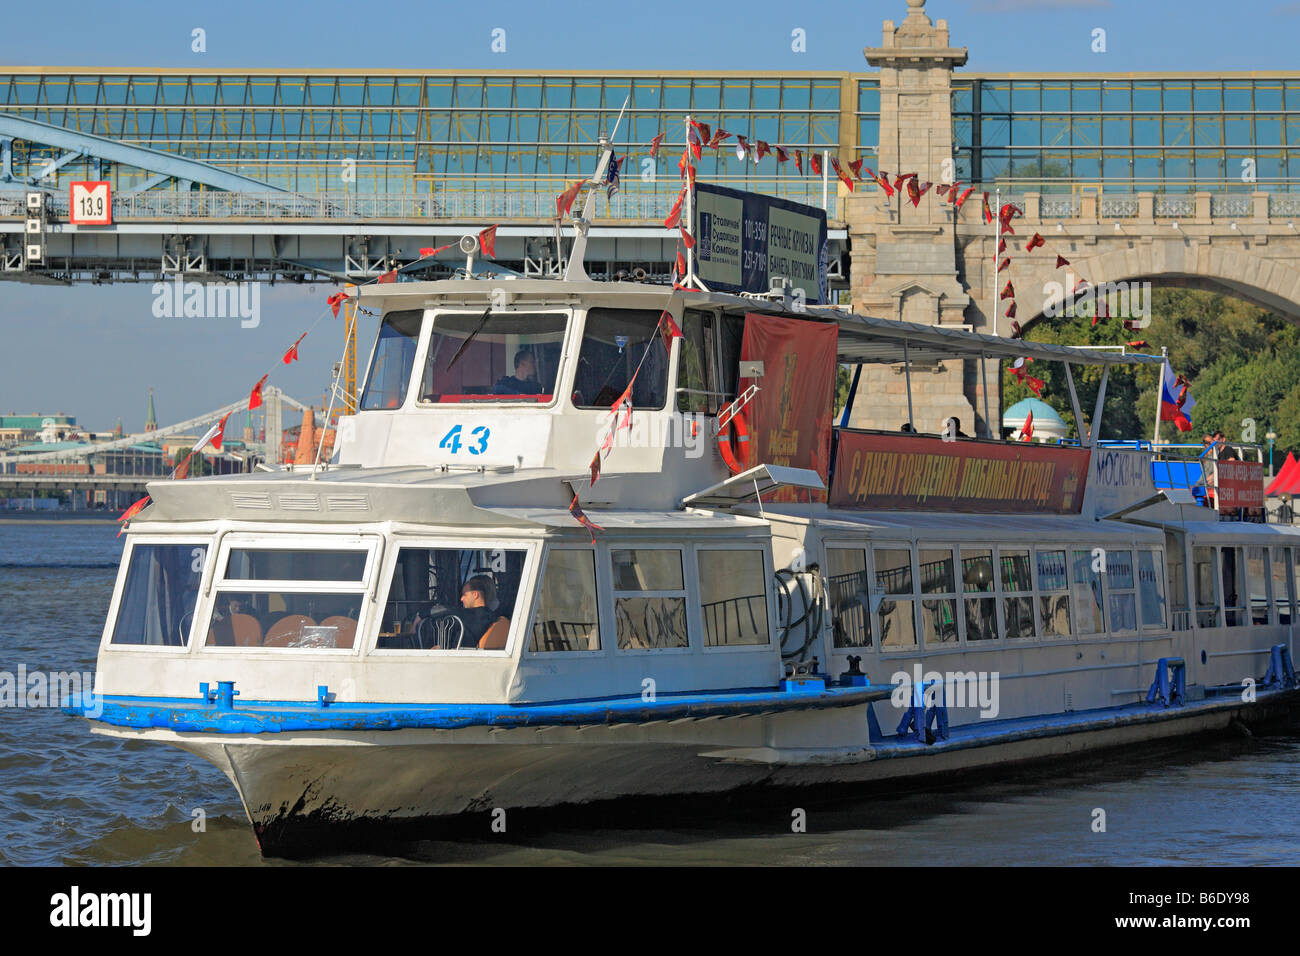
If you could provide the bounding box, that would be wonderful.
[418,311,566,404]
[359,310,421,410]
[611,549,688,650]
[1167,540,1190,631]
[1221,546,1246,627]
[1272,547,1293,626]
[530,549,600,652]
[572,308,669,410]
[827,548,872,648]
[1247,546,1270,626]
[962,548,998,642]
[206,546,368,649]
[1037,549,1071,637]
[1138,549,1167,630]
[1072,550,1104,636]
[112,542,208,646]
[919,548,958,645]
[1000,548,1035,639]
[698,549,769,647]
[377,547,525,650]
[1194,546,1219,628]
[1105,549,1137,633]
[873,547,916,649]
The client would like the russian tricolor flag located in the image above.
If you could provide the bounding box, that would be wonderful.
[1160,360,1196,432]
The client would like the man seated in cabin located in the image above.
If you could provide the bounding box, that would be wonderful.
[454,575,511,649]
[492,350,544,396]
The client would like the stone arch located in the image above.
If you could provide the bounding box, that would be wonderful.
[1015,239,1300,335]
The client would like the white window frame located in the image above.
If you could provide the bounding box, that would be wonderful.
[200,532,379,657]
[101,535,215,653]
[915,544,961,649]
[694,542,775,653]
[958,544,1004,645]
[525,545,606,657]
[1035,545,1074,643]
[872,541,919,656]
[996,544,1037,641]
[367,536,540,658]
[1103,547,1139,636]
[824,543,875,653]
[609,544,693,656]
[1137,547,1169,632]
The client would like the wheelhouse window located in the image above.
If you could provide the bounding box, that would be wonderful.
[1037,549,1071,637]
[919,548,958,645]
[827,547,872,648]
[377,547,526,650]
[572,308,669,410]
[1105,549,1137,633]
[529,549,600,652]
[611,548,688,650]
[111,542,208,646]
[418,311,566,404]
[962,547,998,642]
[698,548,769,647]
[1000,548,1035,639]
[206,545,368,650]
[1072,550,1104,636]
[359,310,421,410]
[873,547,916,649]
[1137,549,1167,630]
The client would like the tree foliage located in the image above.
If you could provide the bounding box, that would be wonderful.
[1006,288,1300,459]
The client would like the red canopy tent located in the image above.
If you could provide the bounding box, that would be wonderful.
[1265,452,1299,496]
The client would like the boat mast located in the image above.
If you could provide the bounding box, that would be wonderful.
[563,96,630,282]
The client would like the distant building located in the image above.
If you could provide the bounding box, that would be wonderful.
[0,414,78,444]
[144,387,157,433]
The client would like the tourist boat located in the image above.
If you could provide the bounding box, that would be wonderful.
[64,154,1300,858]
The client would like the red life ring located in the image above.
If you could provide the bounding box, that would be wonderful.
[717,410,752,474]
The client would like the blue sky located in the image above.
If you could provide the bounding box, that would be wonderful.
[3,0,1299,430]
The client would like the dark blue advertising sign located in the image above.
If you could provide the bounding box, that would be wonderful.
[692,183,829,304]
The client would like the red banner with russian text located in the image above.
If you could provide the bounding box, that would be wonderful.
[830,431,1090,514]
[1215,459,1265,511]
[740,313,837,502]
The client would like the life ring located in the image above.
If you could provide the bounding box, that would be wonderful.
[716,409,752,474]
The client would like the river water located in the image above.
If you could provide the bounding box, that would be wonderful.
[3,521,1298,866]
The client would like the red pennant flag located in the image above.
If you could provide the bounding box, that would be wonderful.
[1003,222,1016,236]
[708,129,731,149]
[982,192,993,224]
[892,172,908,192]
[755,141,771,161]
[1024,375,1045,397]
[557,179,584,218]
[794,149,803,173]
[875,172,895,198]
[1025,233,1046,252]
[1010,321,1023,338]
[680,227,696,249]
[1126,340,1149,350]
[658,309,684,354]
[688,129,702,161]
[589,452,602,488]
[953,185,974,210]
[848,158,864,179]
[649,132,665,157]
[569,493,604,543]
[664,188,686,229]
[477,225,498,258]
[675,251,687,276]
[418,243,454,258]
[116,494,152,534]
[830,157,854,191]
[906,177,921,206]
[997,238,1007,254]
[685,163,697,187]
[327,291,347,318]
[1001,282,1016,300]
[1020,410,1034,442]
[283,331,308,365]
[810,153,822,175]
[999,203,1022,225]
[691,120,711,144]
[773,145,790,164]
[377,269,398,284]
[946,181,963,202]
[173,451,193,481]
[936,183,951,199]
[210,412,231,452]
[1005,301,1018,319]
[998,258,1011,273]
[914,181,933,205]
[248,374,269,411]
[736,135,750,158]
[1056,254,1070,268]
